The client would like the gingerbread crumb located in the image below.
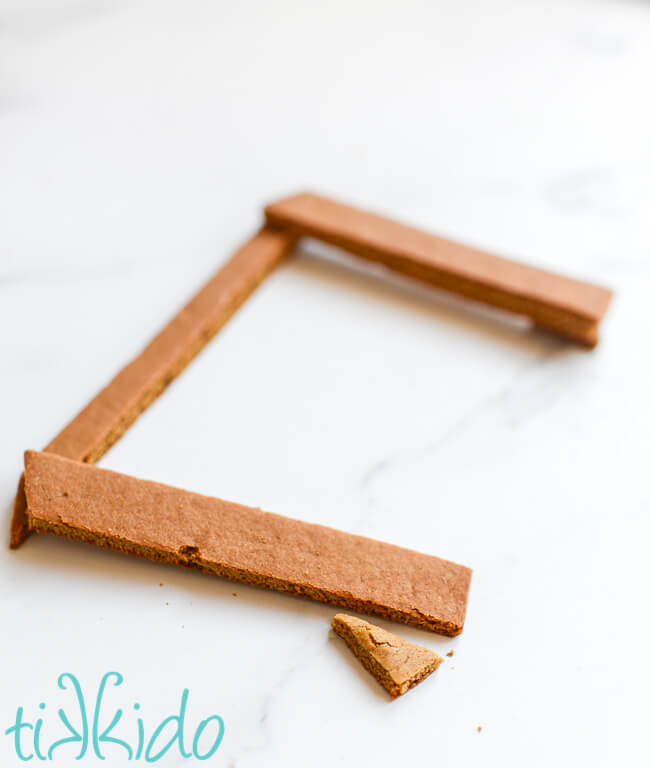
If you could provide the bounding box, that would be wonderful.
[446,650,454,657]
[477,726,482,733]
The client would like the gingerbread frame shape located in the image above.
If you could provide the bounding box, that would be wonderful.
[10,192,612,547]
[10,192,611,635]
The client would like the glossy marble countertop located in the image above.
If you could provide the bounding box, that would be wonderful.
[1,0,649,765]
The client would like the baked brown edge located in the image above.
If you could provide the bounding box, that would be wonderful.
[25,511,463,637]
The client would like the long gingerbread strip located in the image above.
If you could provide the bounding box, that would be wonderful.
[10,227,295,548]
[265,192,612,346]
[23,451,472,636]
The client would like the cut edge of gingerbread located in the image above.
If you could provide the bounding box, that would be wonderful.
[332,613,443,698]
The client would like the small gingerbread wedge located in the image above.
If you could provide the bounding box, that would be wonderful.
[332,614,443,698]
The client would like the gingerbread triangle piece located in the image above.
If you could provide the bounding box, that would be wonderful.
[332,614,443,698]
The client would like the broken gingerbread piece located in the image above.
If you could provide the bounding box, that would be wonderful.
[265,192,613,346]
[332,613,443,698]
[23,451,472,636]
[10,226,295,548]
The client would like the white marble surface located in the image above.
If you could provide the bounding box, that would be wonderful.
[2,0,650,765]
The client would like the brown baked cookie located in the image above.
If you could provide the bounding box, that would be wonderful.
[23,451,471,636]
[265,192,612,346]
[332,613,443,698]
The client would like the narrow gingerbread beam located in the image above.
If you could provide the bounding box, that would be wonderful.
[10,227,295,548]
[23,451,472,636]
[265,192,612,346]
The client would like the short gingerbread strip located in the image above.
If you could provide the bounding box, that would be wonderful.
[265,192,612,346]
[10,227,295,548]
[23,451,472,636]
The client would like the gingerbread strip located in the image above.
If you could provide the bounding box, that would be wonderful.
[265,192,612,346]
[23,451,472,636]
[10,227,295,548]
